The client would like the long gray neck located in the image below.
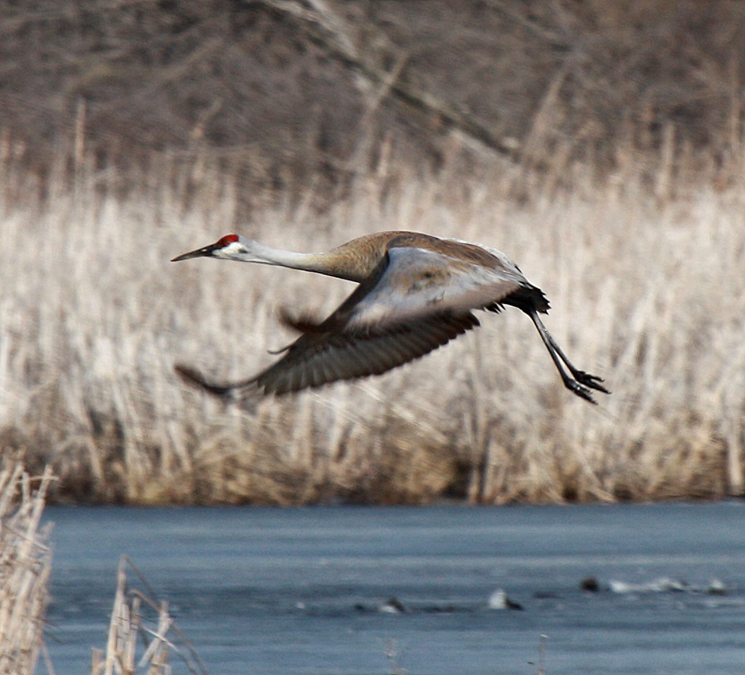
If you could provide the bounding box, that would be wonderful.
[247,241,361,281]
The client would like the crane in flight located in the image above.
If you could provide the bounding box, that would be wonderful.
[171,231,609,403]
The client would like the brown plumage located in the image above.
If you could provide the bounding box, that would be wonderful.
[172,231,609,403]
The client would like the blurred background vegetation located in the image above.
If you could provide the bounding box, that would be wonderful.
[4,0,745,194]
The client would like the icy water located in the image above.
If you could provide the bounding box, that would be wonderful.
[44,503,745,674]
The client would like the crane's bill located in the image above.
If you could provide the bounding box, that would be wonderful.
[171,234,240,262]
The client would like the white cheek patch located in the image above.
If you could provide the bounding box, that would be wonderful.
[214,242,244,259]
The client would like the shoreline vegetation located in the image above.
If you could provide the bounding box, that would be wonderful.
[1,1,745,505]
[1,140,744,506]
[0,464,203,675]
[0,465,52,675]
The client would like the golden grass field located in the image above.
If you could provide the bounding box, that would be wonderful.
[1,149,743,505]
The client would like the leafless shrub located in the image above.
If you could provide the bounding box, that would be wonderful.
[2,0,745,196]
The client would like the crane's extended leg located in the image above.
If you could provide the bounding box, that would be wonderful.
[525,309,609,403]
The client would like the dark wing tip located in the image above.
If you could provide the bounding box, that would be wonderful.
[174,364,235,398]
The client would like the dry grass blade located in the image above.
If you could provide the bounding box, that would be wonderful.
[0,463,54,675]
[1,141,745,505]
[95,555,208,675]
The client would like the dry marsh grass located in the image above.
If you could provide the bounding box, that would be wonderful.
[0,464,53,675]
[0,463,206,675]
[2,149,744,504]
[91,555,207,675]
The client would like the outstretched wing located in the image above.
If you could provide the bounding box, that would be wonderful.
[253,311,480,394]
[177,246,526,397]
[176,311,481,397]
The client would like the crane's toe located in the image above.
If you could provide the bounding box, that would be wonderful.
[575,371,610,395]
[565,379,598,404]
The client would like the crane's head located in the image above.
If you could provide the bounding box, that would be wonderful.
[171,234,257,263]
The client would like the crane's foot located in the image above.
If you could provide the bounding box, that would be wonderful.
[565,378,598,404]
[563,371,610,404]
[574,370,610,395]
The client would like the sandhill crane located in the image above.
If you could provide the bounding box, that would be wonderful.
[172,231,609,403]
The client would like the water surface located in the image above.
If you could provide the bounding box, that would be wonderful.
[44,503,745,674]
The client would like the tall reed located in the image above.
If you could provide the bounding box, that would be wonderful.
[92,556,207,675]
[1,147,743,504]
[0,464,53,675]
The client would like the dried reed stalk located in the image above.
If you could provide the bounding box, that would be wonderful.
[1,144,744,505]
[0,463,54,675]
[93,555,207,675]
